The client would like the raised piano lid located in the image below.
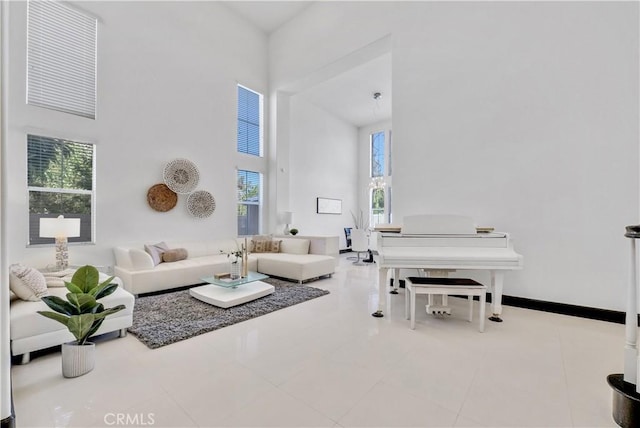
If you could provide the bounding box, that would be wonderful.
[379,214,510,249]
[402,214,476,235]
[373,224,402,233]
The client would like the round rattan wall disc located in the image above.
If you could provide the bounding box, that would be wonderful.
[187,190,216,218]
[163,158,200,194]
[147,183,178,212]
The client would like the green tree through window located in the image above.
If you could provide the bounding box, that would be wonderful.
[372,188,385,226]
[237,169,260,236]
[28,135,94,244]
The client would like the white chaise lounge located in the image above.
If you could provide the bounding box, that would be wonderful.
[114,236,338,296]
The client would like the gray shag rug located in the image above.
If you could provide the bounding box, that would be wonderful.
[127,278,330,349]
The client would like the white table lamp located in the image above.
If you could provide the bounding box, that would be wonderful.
[40,215,81,270]
[283,211,293,235]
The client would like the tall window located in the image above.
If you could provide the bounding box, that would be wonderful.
[371,188,385,226]
[369,129,392,226]
[388,130,393,176]
[237,85,262,156]
[237,170,261,236]
[237,85,263,235]
[27,0,97,119]
[27,135,95,244]
[371,131,385,177]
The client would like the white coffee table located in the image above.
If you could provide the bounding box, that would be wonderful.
[190,271,274,308]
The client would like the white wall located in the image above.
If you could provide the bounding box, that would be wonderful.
[289,96,358,249]
[271,1,639,311]
[4,1,268,268]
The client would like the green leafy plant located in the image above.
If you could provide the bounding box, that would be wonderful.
[37,265,126,346]
[289,228,299,235]
[220,241,247,262]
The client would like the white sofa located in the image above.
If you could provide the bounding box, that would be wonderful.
[114,236,338,296]
[10,273,134,364]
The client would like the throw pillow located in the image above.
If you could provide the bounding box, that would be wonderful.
[145,241,169,266]
[251,240,271,253]
[9,264,48,301]
[280,238,310,255]
[162,248,188,263]
[269,240,282,253]
[249,234,272,252]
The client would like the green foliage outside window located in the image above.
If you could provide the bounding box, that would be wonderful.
[237,169,260,235]
[372,188,384,215]
[28,136,93,215]
[237,170,259,203]
[27,135,94,244]
[28,142,93,191]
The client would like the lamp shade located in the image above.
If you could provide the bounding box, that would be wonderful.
[283,211,293,224]
[39,215,81,238]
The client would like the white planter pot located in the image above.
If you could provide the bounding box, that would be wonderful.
[61,342,95,378]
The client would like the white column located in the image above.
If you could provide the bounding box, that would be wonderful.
[269,91,291,234]
[624,238,638,387]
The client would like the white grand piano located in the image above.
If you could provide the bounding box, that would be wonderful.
[373,214,523,322]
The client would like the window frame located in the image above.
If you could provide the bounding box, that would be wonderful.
[371,187,385,227]
[236,169,262,237]
[369,129,393,227]
[370,131,385,178]
[236,84,263,157]
[27,0,98,119]
[26,134,97,246]
[236,83,265,237]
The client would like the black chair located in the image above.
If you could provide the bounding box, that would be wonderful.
[344,227,358,260]
[344,227,352,248]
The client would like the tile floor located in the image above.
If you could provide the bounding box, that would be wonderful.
[12,255,622,427]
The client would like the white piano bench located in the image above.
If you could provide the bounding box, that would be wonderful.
[405,277,487,332]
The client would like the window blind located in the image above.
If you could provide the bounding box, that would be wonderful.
[237,170,260,203]
[27,135,94,191]
[27,134,94,244]
[237,86,261,156]
[27,0,97,119]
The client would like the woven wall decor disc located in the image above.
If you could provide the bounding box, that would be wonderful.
[187,190,216,218]
[163,158,200,194]
[147,183,178,212]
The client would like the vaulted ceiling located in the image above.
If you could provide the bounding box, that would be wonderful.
[224,1,392,128]
[222,1,314,34]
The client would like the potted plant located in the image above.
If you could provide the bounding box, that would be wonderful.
[221,239,249,278]
[289,228,299,236]
[37,265,126,378]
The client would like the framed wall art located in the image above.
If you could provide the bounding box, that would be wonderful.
[317,197,342,215]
